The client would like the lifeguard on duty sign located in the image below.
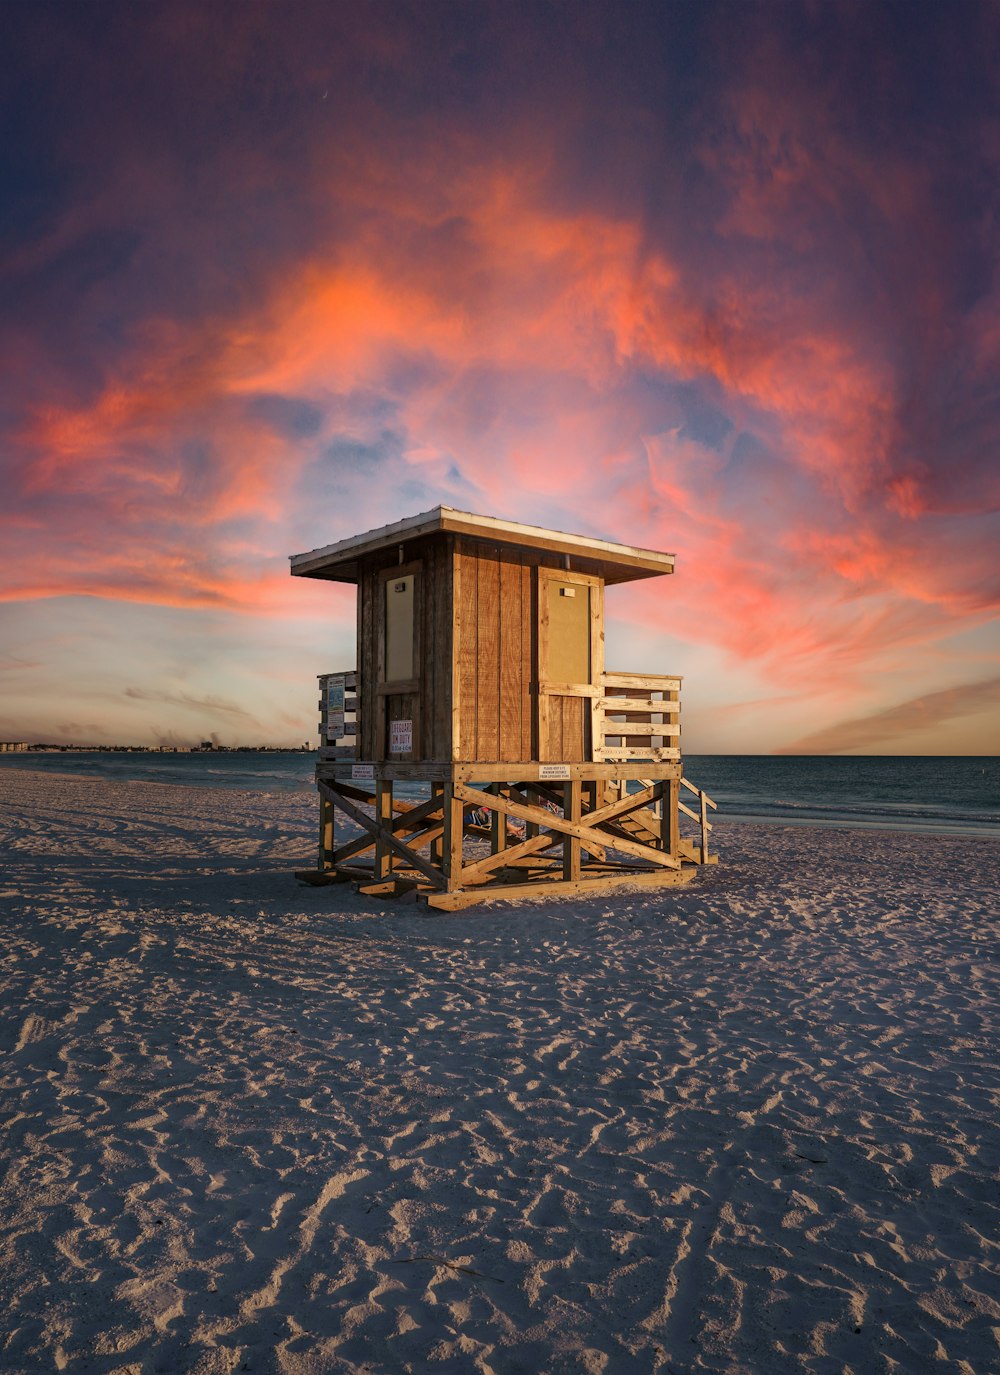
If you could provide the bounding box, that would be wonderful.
[389,719,413,754]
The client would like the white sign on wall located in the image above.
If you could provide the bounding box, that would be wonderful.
[538,763,571,780]
[327,710,345,739]
[327,683,345,711]
[351,764,375,780]
[389,719,413,754]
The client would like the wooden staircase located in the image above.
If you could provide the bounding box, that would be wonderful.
[600,775,717,866]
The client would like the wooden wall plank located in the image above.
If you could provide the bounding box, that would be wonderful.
[450,546,462,761]
[477,544,500,760]
[457,542,479,762]
[426,537,453,760]
[359,563,376,758]
[521,560,533,762]
[499,555,522,760]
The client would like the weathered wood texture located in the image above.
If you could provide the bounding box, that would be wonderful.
[453,538,535,763]
[536,568,604,763]
[596,672,681,763]
[357,535,453,761]
[308,767,717,910]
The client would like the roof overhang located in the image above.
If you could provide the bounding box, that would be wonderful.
[289,507,674,586]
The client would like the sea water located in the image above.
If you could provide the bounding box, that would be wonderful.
[2,751,997,839]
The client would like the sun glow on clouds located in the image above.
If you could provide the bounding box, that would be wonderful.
[2,0,998,748]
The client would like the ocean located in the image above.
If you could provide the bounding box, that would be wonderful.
[1,751,997,839]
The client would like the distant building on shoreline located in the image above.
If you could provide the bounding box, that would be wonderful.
[0,742,29,752]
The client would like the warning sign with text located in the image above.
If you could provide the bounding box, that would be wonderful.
[389,719,413,754]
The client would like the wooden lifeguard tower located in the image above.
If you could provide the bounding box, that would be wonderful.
[291,507,716,909]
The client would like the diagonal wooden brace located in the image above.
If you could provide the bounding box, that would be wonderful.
[504,783,606,862]
[330,791,444,865]
[453,783,679,870]
[318,782,446,889]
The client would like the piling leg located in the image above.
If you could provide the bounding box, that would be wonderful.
[319,795,335,871]
[491,782,507,859]
[583,781,599,859]
[666,778,680,860]
[563,779,581,881]
[430,783,444,866]
[375,780,393,880]
[443,784,465,892]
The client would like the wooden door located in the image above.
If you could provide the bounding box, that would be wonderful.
[377,563,422,761]
[537,568,603,762]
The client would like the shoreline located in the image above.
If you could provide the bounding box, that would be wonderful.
[1,760,996,841]
[1,769,998,1373]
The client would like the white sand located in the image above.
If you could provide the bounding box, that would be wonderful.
[1,767,998,1375]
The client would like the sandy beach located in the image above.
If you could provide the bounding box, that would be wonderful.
[1,766,998,1374]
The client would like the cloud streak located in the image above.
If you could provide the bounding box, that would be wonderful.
[1,0,998,745]
[778,677,1000,755]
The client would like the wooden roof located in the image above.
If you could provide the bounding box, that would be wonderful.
[289,507,675,585]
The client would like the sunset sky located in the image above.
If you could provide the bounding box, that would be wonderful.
[2,0,998,753]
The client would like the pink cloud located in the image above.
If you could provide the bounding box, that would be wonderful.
[5,134,997,708]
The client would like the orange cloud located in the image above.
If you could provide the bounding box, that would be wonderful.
[8,152,997,700]
[777,676,1000,754]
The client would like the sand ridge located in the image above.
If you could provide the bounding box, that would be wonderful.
[0,768,998,1373]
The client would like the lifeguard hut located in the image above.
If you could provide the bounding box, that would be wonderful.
[290,507,715,909]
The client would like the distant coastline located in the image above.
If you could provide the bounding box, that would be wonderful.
[0,751,995,837]
[0,743,312,754]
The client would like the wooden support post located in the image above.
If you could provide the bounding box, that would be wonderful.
[666,778,679,859]
[583,780,599,858]
[319,795,335,870]
[430,783,444,866]
[525,785,539,840]
[443,784,465,892]
[491,782,507,857]
[700,788,709,865]
[563,779,581,881]
[375,780,393,880]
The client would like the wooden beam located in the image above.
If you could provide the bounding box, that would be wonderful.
[537,681,600,698]
[443,784,464,891]
[490,782,506,858]
[603,672,682,690]
[563,779,581,882]
[678,799,713,832]
[319,760,684,783]
[505,779,662,838]
[458,832,563,885]
[505,782,607,862]
[599,722,681,737]
[681,775,718,809]
[430,783,444,865]
[599,696,679,713]
[327,790,445,867]
[317,782,446,889]
[598,747,681,762]
[319,795,335,870]
[453,782,679,870]
[427,866,696,911]
[667,777,680,860]
[375,780,392,880]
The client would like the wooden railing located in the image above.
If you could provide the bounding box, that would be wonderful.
[318,669,358,759]
[594,671,681,762]
[679,776,717,864]
[599,772,717,865]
